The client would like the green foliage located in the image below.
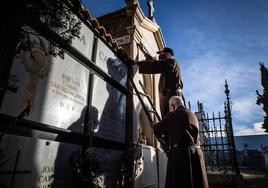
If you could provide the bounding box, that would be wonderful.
[17,0,81,58]
[0,0,81,59]
[0,0,81,94]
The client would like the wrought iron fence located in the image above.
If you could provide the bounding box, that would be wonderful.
[196,80,240,174]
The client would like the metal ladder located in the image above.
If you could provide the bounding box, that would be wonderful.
[138,80,161,122]
[129,78,168,153]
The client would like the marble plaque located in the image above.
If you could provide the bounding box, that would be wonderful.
[91,38,128,142]
[95,38,128,88]
[71,20,94,59]
[0,26,90,131]
[91,77,126,142]
[0,134,81,188]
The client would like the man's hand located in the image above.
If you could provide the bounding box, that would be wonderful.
[128,59,137,65]
[145,53,153,60]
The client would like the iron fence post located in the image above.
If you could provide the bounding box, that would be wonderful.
[224,80,240,174]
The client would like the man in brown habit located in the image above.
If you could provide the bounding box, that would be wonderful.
[153,96,209,188]
[135,47,183,118]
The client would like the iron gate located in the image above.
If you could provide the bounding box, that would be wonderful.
[196,80,240,174]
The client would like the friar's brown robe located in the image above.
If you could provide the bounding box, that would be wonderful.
[154,106,209,188]
[137,58,183,118]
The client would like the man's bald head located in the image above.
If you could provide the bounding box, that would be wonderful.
[169,96,184,112]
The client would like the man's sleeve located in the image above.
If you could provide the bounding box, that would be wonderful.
[153,112,173,138]
[137,60,169,74]
[185,111,199,144]
[174,59,183,88]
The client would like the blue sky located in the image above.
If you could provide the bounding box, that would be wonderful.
[82,0,268,136]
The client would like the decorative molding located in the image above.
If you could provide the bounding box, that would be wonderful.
[126,25,143,44]
[133,5,165,50]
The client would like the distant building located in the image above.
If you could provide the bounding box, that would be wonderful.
[234,134,268,168]
[234,134,268,151]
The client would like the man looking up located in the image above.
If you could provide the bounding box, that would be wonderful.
[153,96,209,188]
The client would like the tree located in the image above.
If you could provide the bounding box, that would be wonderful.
[0,0,81,105]
[256,63,268,132]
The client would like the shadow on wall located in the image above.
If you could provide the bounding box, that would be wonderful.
[52,105,101,188]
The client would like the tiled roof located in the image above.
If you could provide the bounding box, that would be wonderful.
[77,3,129,61]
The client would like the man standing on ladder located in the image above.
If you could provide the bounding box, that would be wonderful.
[133,47,183,118]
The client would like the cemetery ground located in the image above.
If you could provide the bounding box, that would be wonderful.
[208,167,268,188]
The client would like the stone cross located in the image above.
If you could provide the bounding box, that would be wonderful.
[147,0,155,21]
[125,0,139,6]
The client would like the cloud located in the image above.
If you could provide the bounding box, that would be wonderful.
[167,2,268,137]
[182,51,229,111]
[232,96,263,122]
[182,50,261,112]
[85,0,268,137]
[181,49,265,136]
[235,122,267,136]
